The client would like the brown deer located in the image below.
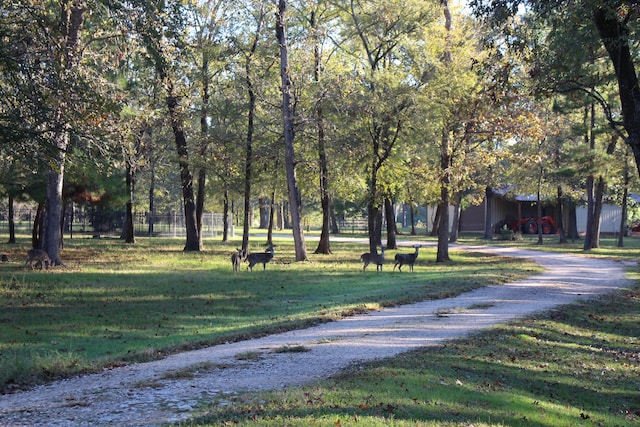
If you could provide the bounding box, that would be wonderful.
[25,249,50,270]
[360,246,386,272]
[393,245,420,272]
[231,248,246,272]
[246,244,275,271]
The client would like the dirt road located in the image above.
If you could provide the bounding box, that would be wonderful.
[0,245,632,426]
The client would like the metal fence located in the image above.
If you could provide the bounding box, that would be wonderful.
[0,207,229,238]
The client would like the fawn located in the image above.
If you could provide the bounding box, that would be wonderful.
[231,248,246,272]
[360,246,386,272]
[246,244,275,271]
[25,249,50,270]
[393,245,420,272]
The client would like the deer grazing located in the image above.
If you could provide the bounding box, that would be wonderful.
[393,245,420,272]
[360,246,386,272]
[246,244,275,271]
[231,248,246,272]
[25,249,50,270]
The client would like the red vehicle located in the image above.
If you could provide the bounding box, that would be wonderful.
[497,216,557,235]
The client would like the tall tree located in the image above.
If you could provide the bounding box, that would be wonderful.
[134,0,201,251]
[1,1,119,264]
[309,3,333,255]
[276,0,308,261]
[338,0,432,254]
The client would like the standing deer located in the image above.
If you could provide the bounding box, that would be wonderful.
[246,244,275,271]
[393,245,420,272]
[25,249,50,270]
[231,248,246,272]
[360,246,386,272]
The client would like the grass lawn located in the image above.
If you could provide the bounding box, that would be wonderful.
[2,233,638,426]
[0,234,538,392]
[187,283,639,426]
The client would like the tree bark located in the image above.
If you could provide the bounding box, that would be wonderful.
[7,194,15,244]
[124,162,135,244]
[241,9,264,253]
[276,0,308,261]
[312,10,332,255]
[437,129,451,262]
[42,2,86,265]
[483,186,493,240]
[557,185,567,244]
[384,197,397,249]
[222,189,230,242]
[148,159,156,236]
[449,192,462,243]
[166,94,201,251]
[618,147,631,247]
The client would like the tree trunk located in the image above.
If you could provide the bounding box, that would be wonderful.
[276,0,307,261]
[557,186,567,244]
[483,186,493,240]
[385,197,397,249]
[536,175,543,246]
[32,202,44,250]
[437,0,452,262]
[313,10,331,255]
[410,203,416,235]
[196,52,212,250]
[148,159,155,237]
[267,190,276,246]
[166,94,200,251]
[42,2,85,265]
[44,146,65,265]
[437,129,450,262]
[449,192,462,243]
[590,175,606,249]
[124,162,135,244]
[7,194,15,244]
[619,147,631,247]
[259,197,270,229]
[241,14,263,254]
[430,204,441,237]
[222,189,230,242]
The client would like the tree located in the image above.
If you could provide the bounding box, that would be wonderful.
[336,0,434,254]
[1,1,120,264]
[277,0,308,261]
[471,1,640,181]
[133,0,201,251]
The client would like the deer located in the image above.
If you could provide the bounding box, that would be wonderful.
[246,244,275,271]
[25,249,50,270]
[231,248,246,272]
[360,246,386,272]
[393,245,420,272]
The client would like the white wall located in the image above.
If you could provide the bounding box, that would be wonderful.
[576,204,622,235]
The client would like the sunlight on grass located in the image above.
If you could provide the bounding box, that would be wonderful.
[0,234,543,392]
[186,284,639,427]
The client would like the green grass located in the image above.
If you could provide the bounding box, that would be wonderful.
[0,234,540,392]
[180,282,640,427]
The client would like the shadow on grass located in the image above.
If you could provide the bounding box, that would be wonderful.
[188,286,640,427]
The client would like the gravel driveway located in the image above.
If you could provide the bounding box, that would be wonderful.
[0,244,632,426]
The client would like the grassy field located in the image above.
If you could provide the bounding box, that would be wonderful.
[186,283,639,427]
[1,233,538,392]
[1,233,638,427]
